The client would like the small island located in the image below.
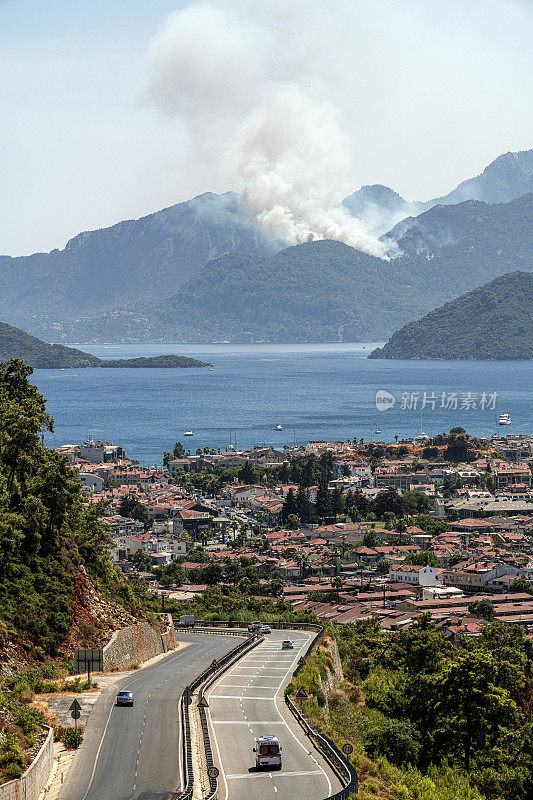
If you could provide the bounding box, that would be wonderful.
[0,322,211,369]
[369,272,533,360]
[98,355,211,368]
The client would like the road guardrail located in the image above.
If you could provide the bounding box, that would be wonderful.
[174,631,261,800]
[285,694,358,799]
[175,621,357,800]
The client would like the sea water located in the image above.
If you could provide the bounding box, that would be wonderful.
[31,343,532,464]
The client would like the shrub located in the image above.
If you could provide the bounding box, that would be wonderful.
[0,733,25,780]
[366,718,421,767]
[56,727,84,749]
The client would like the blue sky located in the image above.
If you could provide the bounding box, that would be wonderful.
[1,0,532,255]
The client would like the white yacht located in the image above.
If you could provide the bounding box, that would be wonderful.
[273,424,283,431]
[183,430,194,436]
[498,413,511,425]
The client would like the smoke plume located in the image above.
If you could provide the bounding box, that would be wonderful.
[145,0,393,258]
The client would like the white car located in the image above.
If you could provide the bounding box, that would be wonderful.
[260,624,271,634]
[281,640,294,649]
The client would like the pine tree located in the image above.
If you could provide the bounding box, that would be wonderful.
[281,488,298,523]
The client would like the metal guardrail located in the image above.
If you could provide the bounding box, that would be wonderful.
[175,621,357,800]
[199,635,263,800]
[174,631,261,800]
[285,695,358,800]
[176,625,249,636]
[283,625,358,799]
[193,619,324,632]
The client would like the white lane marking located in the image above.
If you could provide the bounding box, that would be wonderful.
[79,697,116,800]
[212,720,283,725]
[207,696,229,800]
[226,770,323,780]
[210,695,277,700]
[213,684,278,689]
[207,634,333,799]
[272,636,332,796]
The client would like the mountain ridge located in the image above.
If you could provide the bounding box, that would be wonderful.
[40,192,532,343]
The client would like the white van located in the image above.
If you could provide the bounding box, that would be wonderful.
[254,736,282,769]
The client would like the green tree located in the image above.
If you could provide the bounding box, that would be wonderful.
[201,563,223,586]
[132,549,152,571]
[509,577,533,595]
[433,650,520,771]
[173,442,186,458]
[366,718,422,766]
[405,551,439,567]
[331,575,343,602]
[119,495,151,531]
[468,599,496,621]
[281,488,298,523]
[376,558,391,576]
[286,513,301,531]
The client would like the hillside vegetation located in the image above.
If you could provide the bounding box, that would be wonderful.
[369,272,533,359]
[0,358,141,657]
[0,322,210,369]
[51,193,533,343]
[289,616,533,800]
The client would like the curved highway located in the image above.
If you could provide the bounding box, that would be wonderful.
[59,633,245,800]
[206,629,341,800]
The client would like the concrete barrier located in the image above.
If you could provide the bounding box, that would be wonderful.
[0,726,54,800]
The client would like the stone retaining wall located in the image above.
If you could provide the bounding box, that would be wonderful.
[102,615,176,671]
[0,727,53,800]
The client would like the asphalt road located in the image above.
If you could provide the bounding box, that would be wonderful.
[58,633,245,800]
[206,630,341,800]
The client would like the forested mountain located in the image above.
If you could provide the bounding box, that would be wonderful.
[387,193,533,257]
[0,322,101,368]
[369,272,533,360]
[1,149,531,343]
[42,192,533,343]
[0,321,210,368]
[0,191,269,323]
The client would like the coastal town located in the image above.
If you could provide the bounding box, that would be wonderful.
[56,429,533,638]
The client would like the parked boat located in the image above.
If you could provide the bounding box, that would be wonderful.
[499,414,512,425]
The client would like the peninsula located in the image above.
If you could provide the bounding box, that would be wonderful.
[0,321,211,369]
[368,272,533,360]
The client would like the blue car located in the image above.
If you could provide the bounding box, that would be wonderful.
[116,691,134,706]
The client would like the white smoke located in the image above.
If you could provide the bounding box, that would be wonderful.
[145,0,393,258]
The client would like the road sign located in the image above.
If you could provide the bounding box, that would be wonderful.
[75,647,103,675]
[71,710,81,720]
[295,688,308,701]
[342,743,353,755]
[207,766,219,779]
[197,697,209,708]
[69,699,82,712]
[210,659,220,669]
[298,656,306,666]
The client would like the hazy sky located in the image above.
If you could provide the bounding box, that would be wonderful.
[1,0,532,256]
